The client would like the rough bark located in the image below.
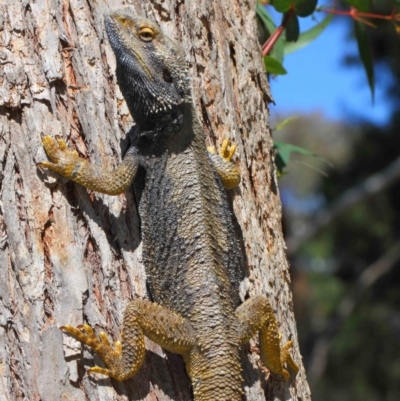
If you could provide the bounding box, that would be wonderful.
[0,0,311,400]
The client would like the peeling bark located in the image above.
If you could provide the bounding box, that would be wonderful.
[0,0,311,400]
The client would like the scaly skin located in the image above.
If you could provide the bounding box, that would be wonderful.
[39,10,298,400]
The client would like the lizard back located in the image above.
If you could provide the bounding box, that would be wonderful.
[138,104,243,321]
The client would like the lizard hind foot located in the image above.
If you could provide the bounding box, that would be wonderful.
[280,340,299,377]
[60,324,127,381]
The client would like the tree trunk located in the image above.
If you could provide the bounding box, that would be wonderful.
[0,0,311,400]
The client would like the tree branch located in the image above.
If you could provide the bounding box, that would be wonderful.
[287,155,400,254]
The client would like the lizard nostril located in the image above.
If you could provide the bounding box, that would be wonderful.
[163,68,173,83]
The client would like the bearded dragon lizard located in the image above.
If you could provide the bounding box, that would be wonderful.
[38,9,298,400]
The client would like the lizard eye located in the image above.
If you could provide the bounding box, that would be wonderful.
[138,27,155,42]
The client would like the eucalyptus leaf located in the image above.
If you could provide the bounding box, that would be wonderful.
[285,12,300,42]
[256,3,276,36]
[343,0,370,12]
[284,14,333,55]
[264,56,288,75]
[355,21,375,101]
[271,0,292,13]
[274,140,328,175]
[295,0,318,18]
[256,3,285,63]
[275,116,299,131]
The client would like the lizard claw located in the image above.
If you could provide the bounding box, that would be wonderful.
[207,138,237,162]
[61,324,126,380]
[61,324,121,357]
[280,340,299,376]
[219,138,237,162]
[88,366,114,377]
[207,138,240,189]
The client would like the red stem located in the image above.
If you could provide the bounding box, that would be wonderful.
[260,3,399,58]
[322,7,400,22]
[262,7,295,57]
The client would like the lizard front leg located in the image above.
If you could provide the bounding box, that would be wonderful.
[38,136,139,195]
[234,295,299,380]
[62,299,195,381]
[207,138,240,189]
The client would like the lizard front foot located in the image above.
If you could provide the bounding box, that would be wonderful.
[37,136,82,178]
[207,138,240,189]
[207,138,237,162]
[61,324,130,381]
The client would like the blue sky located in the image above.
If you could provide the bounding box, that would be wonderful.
[268,9,392,126]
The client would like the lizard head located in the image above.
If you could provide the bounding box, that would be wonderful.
[105,11,191,136]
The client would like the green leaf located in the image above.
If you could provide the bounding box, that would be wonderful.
[256,4,274,44]
[354,21,375,101]
[274,141,295,174]
[275,152,287,176]
[271,36,285,64]
[343,0,370,12]
[294,0,318,17]
[284,14,333,55]
[264,56,288,75]
[285,12,300,42]
[275,141,315,163]
[274,141,328,175]
[275,116,299,131]
[271,0,292,13]
[256,15,269,44]
[256,4,285,63]
[256,3,276,37]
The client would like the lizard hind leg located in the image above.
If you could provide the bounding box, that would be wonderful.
[61,299,195,381]
[234,295,299,381]
[207,138,240,189]
[61,323,143,381]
